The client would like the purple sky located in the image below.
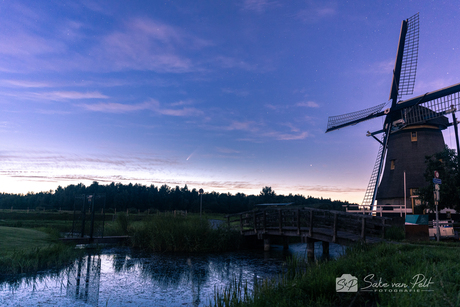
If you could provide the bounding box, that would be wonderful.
[1,1,460,204]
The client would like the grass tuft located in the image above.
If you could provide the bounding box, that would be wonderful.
[210,242,460,307]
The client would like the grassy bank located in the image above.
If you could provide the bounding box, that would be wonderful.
[0,226,82,275]
[129,215,242,252]
[212,242,460,307]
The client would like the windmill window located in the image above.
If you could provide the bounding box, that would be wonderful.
[411,131,417,142]
[390,160,395,170]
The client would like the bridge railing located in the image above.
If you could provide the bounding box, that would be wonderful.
[226,207,391,241]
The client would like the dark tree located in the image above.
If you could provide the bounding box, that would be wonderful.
[259,186,275,203]
[418,146,460,212]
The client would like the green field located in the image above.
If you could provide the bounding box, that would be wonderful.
[0,226,53,255]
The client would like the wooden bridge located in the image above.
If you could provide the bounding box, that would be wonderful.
[226,207,391,258]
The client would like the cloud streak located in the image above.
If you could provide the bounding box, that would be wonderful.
[78,99,203,116]
[222,120,309,141]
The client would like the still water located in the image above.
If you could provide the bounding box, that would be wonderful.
[0,243,345,306]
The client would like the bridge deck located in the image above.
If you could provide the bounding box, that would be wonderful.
[227,207,391,246]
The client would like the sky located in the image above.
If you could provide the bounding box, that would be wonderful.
[1,0,460,204]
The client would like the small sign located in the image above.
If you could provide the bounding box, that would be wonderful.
[433,178,442,184]
[434,171,439,178]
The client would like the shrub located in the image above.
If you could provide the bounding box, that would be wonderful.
[385,225,405,241]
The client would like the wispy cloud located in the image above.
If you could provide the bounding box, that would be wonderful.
[93,18,212,73]
[216,147,241,154]
[212,56,258,71]
[263,131,309,140]
[36,91,109,100]
[296,101,320,108]
[0,79,56,88]
[296,1,337,23]
[79,99,203,116]
[293,184,364,194]
[222,120,309,141]
[222,88,250,97]
[241,0,280,13]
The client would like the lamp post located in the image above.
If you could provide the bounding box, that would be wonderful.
[199,188,204,218]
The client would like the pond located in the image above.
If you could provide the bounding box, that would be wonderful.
[0,242,345,306]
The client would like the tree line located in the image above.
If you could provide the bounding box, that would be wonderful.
[0,182,353,214]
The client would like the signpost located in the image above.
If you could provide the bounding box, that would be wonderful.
[433,171,441,242]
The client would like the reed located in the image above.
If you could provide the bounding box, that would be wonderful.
[0,243,83,276]
[129,215,242,252]
[210,242,460,306]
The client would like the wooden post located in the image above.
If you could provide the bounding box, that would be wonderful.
[264,236,271,251]
[307,237,315,260]
[263,210,267,233]
[253,211,257,233]
[240,214,243,234]
[283,236,289,250]
[361,217,366,240]
[322,241,329,258]
[309,210,313,236]
[332,213,337,243]
[297,209,301,235]
[278,209,282,234]
[381,219,386,239]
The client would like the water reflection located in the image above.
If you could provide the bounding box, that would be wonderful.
[0,243,345,306]
[66,254,101,306]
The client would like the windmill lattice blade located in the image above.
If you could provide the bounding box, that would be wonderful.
[326,102,386,132]
[403,91,460,125]
[361,135,385,210]
[398,13,419,100]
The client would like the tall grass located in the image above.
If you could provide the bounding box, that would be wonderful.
[130,215,242,252]
[0,243,83,276]
[211,242,460,307]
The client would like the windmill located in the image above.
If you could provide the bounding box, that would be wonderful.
[326,13,460,214]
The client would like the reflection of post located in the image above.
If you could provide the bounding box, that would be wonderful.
[67,254,102,306]
[188,258,206,307]
[75,256,83,297]
[84,254,92,302]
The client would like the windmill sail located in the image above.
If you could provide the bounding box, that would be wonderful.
[397,13,419,100]
[390,13,419,104]
[326,102,386,133]
[361,134,385,210]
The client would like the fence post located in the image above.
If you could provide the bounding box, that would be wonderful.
[381,219,386,239]
[263,210,267,233]
[278,209,282,234]
[253,211,257,233]
[297,209,301,235]
[307,237,315,260]
[361,217,366,240]
[332,213,337,243]
[309,210,314,236]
